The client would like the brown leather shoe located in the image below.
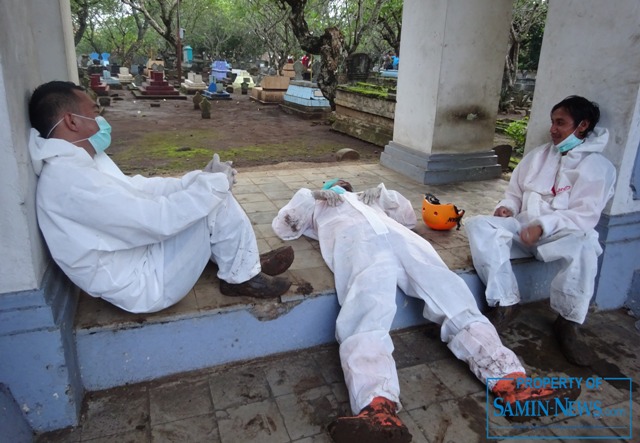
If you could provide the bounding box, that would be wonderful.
[219,272,291,298]
[260,246,294,276]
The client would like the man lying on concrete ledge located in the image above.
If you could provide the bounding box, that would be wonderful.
[273,178,581,443]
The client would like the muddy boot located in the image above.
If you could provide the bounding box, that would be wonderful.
[492,371,582,422]
[553,315,596,366]
[484,303,520,331]
[260,246,294,276]
[328,397,412,443]
[219,273,291,298]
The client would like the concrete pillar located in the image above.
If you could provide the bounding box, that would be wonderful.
[381,0,513,184]
[526,0,640,311]
[0,0,83,431]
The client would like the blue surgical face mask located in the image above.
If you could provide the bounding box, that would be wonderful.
[72,115,112,153]
[554,127,584,154]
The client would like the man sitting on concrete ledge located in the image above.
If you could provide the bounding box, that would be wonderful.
[27,80,293,313]
[272,178,579,443]
[465,95,616,367]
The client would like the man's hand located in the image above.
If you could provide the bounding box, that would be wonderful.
[520,225,542,246]
[494,206,513,217]
[358,186,381,205]
[312,190,344,207]
[204,153,237,189]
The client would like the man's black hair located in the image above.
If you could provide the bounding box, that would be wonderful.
[552,95,600,137]
[29,81,85,138]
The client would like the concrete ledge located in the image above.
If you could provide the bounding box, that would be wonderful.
[0,265,82,432]
[74,258,560,391]
[0,384,33,443]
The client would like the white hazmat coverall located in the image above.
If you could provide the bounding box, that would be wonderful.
[28,129,260,313]
[272,184,524,414]
[466,128,616,324]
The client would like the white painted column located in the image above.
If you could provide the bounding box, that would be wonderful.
[381,0,513,184]
[526,0,640,311]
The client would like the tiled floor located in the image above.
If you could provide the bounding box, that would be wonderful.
[38,303,640,442]
[38,163,640,442]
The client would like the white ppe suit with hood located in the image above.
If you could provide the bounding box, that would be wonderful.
[28,129,260,313]
[272,184,524,414]
[466,128,616,324]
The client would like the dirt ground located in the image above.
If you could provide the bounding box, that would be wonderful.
[102,87,383,176]
[100,86,519,176]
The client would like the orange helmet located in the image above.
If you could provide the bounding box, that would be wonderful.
[422,193,465,231]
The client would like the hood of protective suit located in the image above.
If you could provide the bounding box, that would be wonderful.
[569,127,608,154]
[28,128,93,176]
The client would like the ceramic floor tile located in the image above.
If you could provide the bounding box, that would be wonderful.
[287,249,327,271]
[264,355,326,397]
[288,266,335,296]
[393,325,450,369]
[216,398,290,443]
[311,345,343,385]
[208,368,271,410]
[235,192,270,203]
[240,200,279,213]
[83,428,148,442]
[406,395,493,443]
[291,432,333,443]
[397,410,430,443]
[151,413,220,442]
[248,211,279,225]
[428,358,485,398]
[275,385,338,440]
[79,386,149,440]
[149,380,213,425]
[398,364,455,410]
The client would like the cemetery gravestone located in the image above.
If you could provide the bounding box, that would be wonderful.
[293,61,304,81]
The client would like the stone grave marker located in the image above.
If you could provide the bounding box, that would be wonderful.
[293,61,304,80]
[346,53,371,81]
[200,97,211,119]
[193,91,203,109]
[311,60,321,83]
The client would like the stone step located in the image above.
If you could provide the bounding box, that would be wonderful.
[73,258,558,391]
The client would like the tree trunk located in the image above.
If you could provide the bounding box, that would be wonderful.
[278,0,345,109]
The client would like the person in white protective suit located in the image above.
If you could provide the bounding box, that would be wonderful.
[27,81,294,314]
[465,95,616,367]
[272,179,579,443]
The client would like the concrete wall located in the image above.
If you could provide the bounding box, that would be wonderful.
[0,2,45,294]
[0,0,83,432]
[526,0,640,218]
[525,0,640,310]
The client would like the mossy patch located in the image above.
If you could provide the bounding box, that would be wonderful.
[338,82,396,100]
[112,129,218,175]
